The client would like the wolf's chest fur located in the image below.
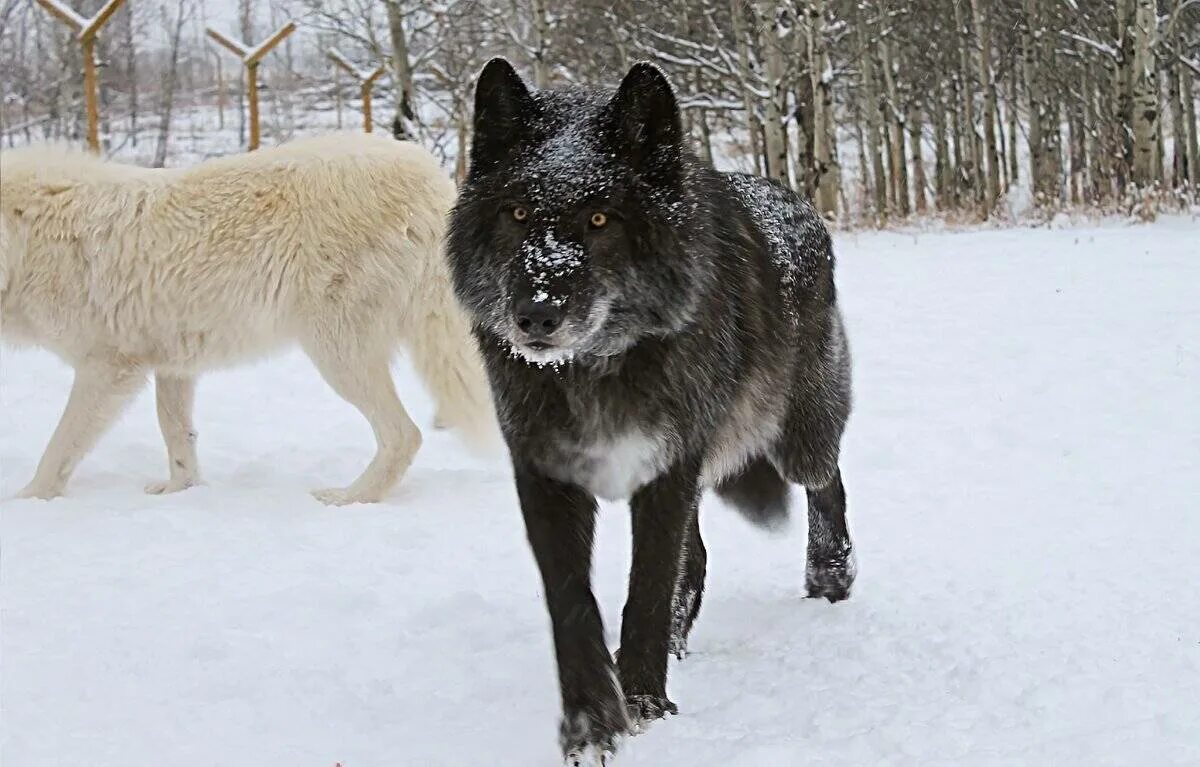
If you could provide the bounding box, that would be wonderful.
[522,359,791,501]
[540,429,670,501]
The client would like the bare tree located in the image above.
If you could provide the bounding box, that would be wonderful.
[154,0,192,166]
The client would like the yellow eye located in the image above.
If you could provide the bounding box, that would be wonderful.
[589,212,608,229]
[512,207,528,222]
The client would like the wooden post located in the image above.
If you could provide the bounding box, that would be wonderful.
[35,0,127,153]
[215,54,225,130]
[328,49,386,133]
[206,22,295,151]
[247,63,260,150]
[361,69,385,133]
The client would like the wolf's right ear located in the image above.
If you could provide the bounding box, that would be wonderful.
[608,62,682,168]
[470,58,533,171]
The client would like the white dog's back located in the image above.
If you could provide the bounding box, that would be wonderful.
[2,133,453,370]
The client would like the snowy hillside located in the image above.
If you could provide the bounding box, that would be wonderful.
[2,220,1198,766]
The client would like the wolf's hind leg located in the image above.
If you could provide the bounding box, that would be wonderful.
[304,335,421,505]
[801,469,854,602]
[17,357,145,500]
[774,437,854,602]
[772,356,854,601]
[669,508,707,659]
[145,374,201,494]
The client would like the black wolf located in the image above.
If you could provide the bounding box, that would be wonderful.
[446,59,854,764]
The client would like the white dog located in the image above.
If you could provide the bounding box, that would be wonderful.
[1,133,493,504]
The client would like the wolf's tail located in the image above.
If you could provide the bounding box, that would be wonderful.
[404,245,500,450]
[714,456,791,530]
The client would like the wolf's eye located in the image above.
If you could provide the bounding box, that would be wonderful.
[589,212,608,229]
[512,207,528,222]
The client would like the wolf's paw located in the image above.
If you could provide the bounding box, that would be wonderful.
[667,632,690,661]
[15,482,63,501]
[310,487,379,506]
[145,477,200,495]
[625,694,678,733]
[805,548,856,603]
[559,692,630,767]
[563,742,615,767]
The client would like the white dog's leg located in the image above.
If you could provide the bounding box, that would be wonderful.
[145,374,202,495]
[17,358,145,500]
[304,339,422,506]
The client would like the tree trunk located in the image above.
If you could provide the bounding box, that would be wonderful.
[953,0,979,207]
[908,101,928,214]
[1091,70,1115,203]
[1023,0,1062,206]
[855,6,887,219]
[697,108,714,166]
[384,0,416,140]
[154,0,189,167]
[1182,64,1200,192]
[1130,0,1159,188]
[971,0,1000,215]
[808,0,839,216]
[1114,0,1136,193]
[531,0,551,88]
[121,1,137,146]
[755,0,790,185]
[1168,61,1186,187]
[933,83,954,210]
[880,38,909,216]
[792,58,815,197]
[730,0,763,176]
[881,107,896,213]
[237,0,252,148]
[1007,63,1020,186]
[950,75,965,207]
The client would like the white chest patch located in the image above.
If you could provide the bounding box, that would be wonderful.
[569,431,669,501]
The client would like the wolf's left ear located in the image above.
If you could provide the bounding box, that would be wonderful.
[470,58,534,171]
[608,62,683,165]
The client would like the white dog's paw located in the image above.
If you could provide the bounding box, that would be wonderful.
[310,487,379,506]
[15,482,64,501]
[144,477,200,495]
[564,744,615,767]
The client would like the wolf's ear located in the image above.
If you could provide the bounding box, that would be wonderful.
[608,62,682,166]
[470,58,533,170]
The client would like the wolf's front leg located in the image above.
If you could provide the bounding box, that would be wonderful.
[618,459,701,728]
[514,467,630,764]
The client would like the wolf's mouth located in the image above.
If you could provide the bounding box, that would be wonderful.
[508,337,577,366]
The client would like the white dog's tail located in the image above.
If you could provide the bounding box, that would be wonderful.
[0,217,9,296]
[405,252,500,449]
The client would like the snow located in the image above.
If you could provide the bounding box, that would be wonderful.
[522,228,586,303]
[3,218,1199,766]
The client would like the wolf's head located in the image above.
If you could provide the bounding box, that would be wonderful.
[447,59,712,366]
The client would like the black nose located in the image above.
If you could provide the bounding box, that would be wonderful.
[514,299,564,337]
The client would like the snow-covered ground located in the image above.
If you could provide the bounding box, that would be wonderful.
[2,219,1198,766]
